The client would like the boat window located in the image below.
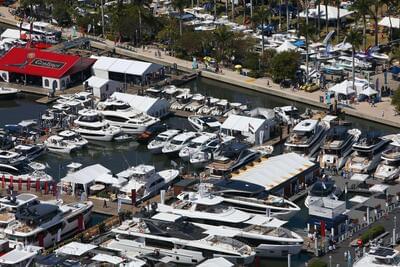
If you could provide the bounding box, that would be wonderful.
[104,115,128,123]
[170,139,184,145]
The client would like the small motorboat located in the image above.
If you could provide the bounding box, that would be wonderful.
[114,134,135,142]
[371,52,389,63]
[44,135,79,154]
[0,87,20,100]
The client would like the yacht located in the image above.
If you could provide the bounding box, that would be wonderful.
[198,97,220,115]
[179,133,217,161]
[336,55,372,70]
[4,200,93,248]
[44,135,79,154]
[274,106,300,125]
[0,87,20,100]
[161,131,199,156]
[345,137,390,174]
[304,179,342,208]
[188,115,221,132]
[14,144,46,161]
[353,246,400,267]
[73,109,122,141]
[374,135,400,181]
[147,129,181,154]
[0,162,53,184]
[117,165,179,204]
[58,130,88,148]
[0,150,26,166]
[206,142,261,177]
[0,242,42,266]
[184,93,205,112]
[284,119,328,161]
[103,217,255,265]
[319,125,361,170]
[170,90,193,110]
[58,92,93,107]
[210,99,230,116]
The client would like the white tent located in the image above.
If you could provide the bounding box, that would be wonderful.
[378,17,400,29]
[359,86,378,96]
[276,41,298,53]
[328,80,356,96]
[221,114,269,144]
[299,5,354,21]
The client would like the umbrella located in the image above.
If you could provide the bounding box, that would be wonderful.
[235,65,242,69]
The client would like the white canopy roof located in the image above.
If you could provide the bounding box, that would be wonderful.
[93,56,163,77]
[61,164,123,186]
[328,80,356,96]
[55,242,97,256]
[0,245,41,265]
[197,257,234,267]
[232,152,315,190]
[85,76,112,88]
[91,254,125,265]
[299,5,354,21]
[221,114,265,133]
[359,86,378,96]
[1,29,25,40]
[111,92,167,113]
[350,173,369,182]
[369,184,389,192]
[276,40,298,53]
[379,17,400,29]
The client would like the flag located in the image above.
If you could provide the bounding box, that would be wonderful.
[87,24,92,33]
[321,220,326,237]
[248,123,255,134]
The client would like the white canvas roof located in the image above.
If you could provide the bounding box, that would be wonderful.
[232,153,315,190]
[92,56,163,77]
[85,76,109,88]
[299,5,354,21]
[91,254,124,265]
[55,242,97,256]
[111,92,167,113]
[359,86,378,96]
[0,246,41,265]
[1,29,25,40]
[221,114,265,133]
[276,40,298,53]
[379,17,400,29]
[61,164,117,185]
[197,257,234,267]
[328,80,356,96]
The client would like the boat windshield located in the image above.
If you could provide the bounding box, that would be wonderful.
[170,139,184,145]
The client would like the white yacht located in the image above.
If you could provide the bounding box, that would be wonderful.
[44,135,79,154]
[103,217,255,265]
[375,135,400,181]
[198,97,220,115]
[147,129,181,154]
[14,144,46,161]
[161,131,199,155]
[336,55,372,70]
[170,90,193,110]
[353,246,400,267]
[58,92,93,107]
[285,119,328,161]
[0,162,53,184]
[73,109,122,141]
[188,115,221,132]
[117,165,179,204]
[184,93,205,112]
[319,125,361,170]
[0,87,20,100]
[4,201,93,248]
[98,99,159,134]
[179,133,217,161]
[304,179,342,208]
[345,137,390,174]
[0,150,26,166]
[273,106,300,125]
[58,130,88,148]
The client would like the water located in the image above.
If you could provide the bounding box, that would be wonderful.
[0,78,398,267]
[87,212,110,228]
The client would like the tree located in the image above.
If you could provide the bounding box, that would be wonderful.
[350,0,373,50]
[298,21,317,81]
[381,0,400,41]
[172,0,189,36]
[391,86,400,113]
[269,51,300,82]
[347,29,362,91]
[252,5,271,54]
[213,25,234,64]
[336,0,340,42]
[20,0,44,18]
[52,2,72,27]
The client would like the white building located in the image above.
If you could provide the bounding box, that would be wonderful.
[84,76,124,100]
[91,56,164,85]
[221,114,270,145]
[111,92,170,118]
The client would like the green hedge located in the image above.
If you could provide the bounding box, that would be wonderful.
[359,224,385,243]
[309,259,327,267]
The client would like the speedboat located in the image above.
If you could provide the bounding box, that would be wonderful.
[304,179,342,208]
[353,246,400,267]
[284,119,328,161]
[44,135,79,154]
[73,109,122,141]
[188,115,221,132]
[345,136,390,174]
[273,106,300,125]
[179,133,217,161]
[147,129,181,154]
[0,150,26,166]
[374,135,400,181]
[0,162,53,184]
[170,90,193,110]
[161,131,199,156]
[117,165,179,204]
[322,62,344,75]
[58,130,88,148]
[370,52,389,63]
[0,87,19,100]
[197,97,220,115]
[14,144,46,161]
[184,93,205,112]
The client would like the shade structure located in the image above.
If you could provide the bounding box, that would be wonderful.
[276,40,298,53]
[378,17,400,29]
[359,86,378,96]
[328,80,356,96]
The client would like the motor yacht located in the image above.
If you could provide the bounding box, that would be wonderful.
[184,93,205,112]
[0,87,20,100]
[44,135,79,154]
[73,109,122,141]
[319,123,361,170]
[284,119,328,161]
[4,200,93,248]
[170,90,193,110]
[273,106,300,125]
[0,162,53,184]
[58,130,88,148]
[353,246,400,267]
[336,55,372,70]
[58,92,93,107]
[179,133,217,161]
[117,165,179,204]
[147,129,181,154]
[345,136,390,174]
[161,131,199,156]
[197,97,220,115]
[374,135,400,181]
[0,150,26,166]
[223,102,248,117]
[14,144,46,161]
[103,217,255,265]
[210,99,230,116]
[188,115,221,132]
[304,179,342,208]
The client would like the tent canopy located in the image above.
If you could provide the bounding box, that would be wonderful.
[359,86,378,96]
[299,5,354,21]
[276,40,298,53]
[328,80,356,96]
[378,17,400,29]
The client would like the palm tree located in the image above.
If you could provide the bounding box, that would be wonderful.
[325,0,328,33]
[316,0,321,35]
[347,29,363,90]
[172,0,188,36]
[336,0,340,42]
[350,0,373,50]
[252,5,271,54]
[371,0,383,45]
[298,21,317,81]
[213,25,234,64]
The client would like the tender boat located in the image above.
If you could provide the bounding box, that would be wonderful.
[179,133,217,161]
[0,87,19,100]
[0,150,26,166]
[147,129,181,154]
[58,130,88,148]
[184,93,205,112]
[188,115,221,132]
[44,135,79,154]
[14,144,46,161]
[161,131,199,156]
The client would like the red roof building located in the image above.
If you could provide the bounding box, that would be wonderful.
[0,47,96,91]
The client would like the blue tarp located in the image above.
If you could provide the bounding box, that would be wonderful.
[293,40,305,47]
[389,66,400,75]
